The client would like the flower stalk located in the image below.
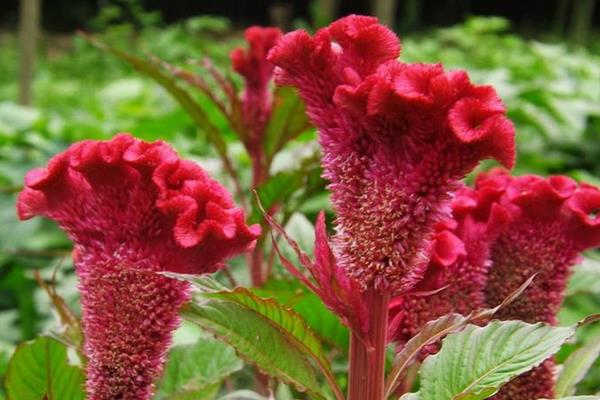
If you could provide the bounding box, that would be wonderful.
[348,290,390,400]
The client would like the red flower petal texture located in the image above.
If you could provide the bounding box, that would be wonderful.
[477,169,600,400]
[17,134,260,400]
[268,15,516,292]
[388,184,509,348]
[231,26,282,150]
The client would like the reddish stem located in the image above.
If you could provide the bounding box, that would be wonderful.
[348,290,390,400]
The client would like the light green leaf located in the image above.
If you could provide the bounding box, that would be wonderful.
[567,257,600,296]
[556,336,600,397]
[6,337,85,400]
[155,336,243,400]
[416,321,574,400]
[385,274,536,398]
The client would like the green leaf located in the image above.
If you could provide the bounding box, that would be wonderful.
[416,321,574,400]
[256,279,349,350]
[263,87,312,161]
[385,274,536,397]
[204,287,332,373]
[6,337,85,400]
[155,336,243,400]
[567,257,600,296]
[182,298,324,399]
[556,336,600,397]
[172,275,341,399]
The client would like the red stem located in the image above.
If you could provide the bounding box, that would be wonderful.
[348,290,390,400]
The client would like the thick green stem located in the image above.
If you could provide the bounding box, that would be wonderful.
[348,290,390,400]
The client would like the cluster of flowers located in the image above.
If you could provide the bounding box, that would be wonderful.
[16,13,600,400]
[268,14,600,399]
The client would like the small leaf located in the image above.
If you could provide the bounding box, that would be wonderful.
[567,257,600,296]
[6,337,85,400]
[263,86,312,161]
[416,321,574,400]
[555,336,600,397]
[155,336,243,400]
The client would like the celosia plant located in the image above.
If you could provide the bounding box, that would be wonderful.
[479,169,600,400]
[268,14,515,399]
[17,134,260,400]
[11,14,600,400]
[388,169,600,399]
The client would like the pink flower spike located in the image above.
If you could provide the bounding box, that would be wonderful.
[388,186,502,348]
[268,15,516,292]
[17,134,260,400]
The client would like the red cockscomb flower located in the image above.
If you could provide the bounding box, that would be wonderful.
[476,169,600,400]
[231,26,282,159]
[268,15,515,293]
[17,134,260,400]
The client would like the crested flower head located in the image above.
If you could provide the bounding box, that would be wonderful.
[17,134,260,400]
[268,15,516,292]
[472,169,600,400]
[231,26,282,146]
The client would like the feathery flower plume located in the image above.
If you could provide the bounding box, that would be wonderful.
[477,169,600,400]
[268,15,516,293]
[17,134,260,400]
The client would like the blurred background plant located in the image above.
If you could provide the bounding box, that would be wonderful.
[1,0,600,398]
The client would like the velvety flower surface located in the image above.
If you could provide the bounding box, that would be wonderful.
[17,134,260,400]
[268,15,515,292]
[478,169,600,400]
[231,26,282,154]
[388,185,508,347]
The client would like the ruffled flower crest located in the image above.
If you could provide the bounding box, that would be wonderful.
[268,15,516,292]
[17,134,260,400]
